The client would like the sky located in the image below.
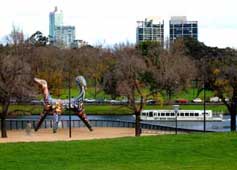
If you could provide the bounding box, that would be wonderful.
[0,0,237,48]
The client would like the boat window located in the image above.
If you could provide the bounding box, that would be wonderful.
[158,113,160,116]
[142,112,146,116]
[180,113,184,116]
[177,113,180,116]
[185,113,189,116]
[161,113,165,116]
[149,112,153,117]
[195,113,199,116]
[166,113,170,116]
[171,113,175,116]
[190,113,194,116]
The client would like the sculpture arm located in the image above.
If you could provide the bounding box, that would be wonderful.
[34,78,51,104]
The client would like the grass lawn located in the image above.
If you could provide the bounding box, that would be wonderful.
[55,87,111,100]
[173,88,214,101]
[0,133,237,170]
[52,87,215,101]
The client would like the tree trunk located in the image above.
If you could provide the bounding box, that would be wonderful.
[94,79,97,99]
[230,89,237,131]
[223,99,236,132]
[1,118,7,138]
[230,111,236,131]
[135,111,141,137]
[1,100,10,138]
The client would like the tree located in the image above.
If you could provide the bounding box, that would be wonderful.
[0,53,33,137]
[103,44,157,136]
[77,46,112,99]
[138,40,196,102]
[158,53,196,101]
[137,41,163,67]
[26,31,48,47]
[31,46,66,97]
[6,25,24,46]
[103,43,197,136]
[204,49,237,131]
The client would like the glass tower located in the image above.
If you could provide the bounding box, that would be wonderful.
[169,16,198,43]
[49,6,63,43]
[55,26,75,48]
[136,17,164,45]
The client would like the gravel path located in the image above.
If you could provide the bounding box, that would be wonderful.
[0,128,159,143]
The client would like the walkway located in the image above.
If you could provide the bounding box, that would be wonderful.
[0,127,171,143]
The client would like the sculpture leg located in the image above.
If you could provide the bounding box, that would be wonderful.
[53,113,59,133]
[76,111,93,131]
[34,111,48,131]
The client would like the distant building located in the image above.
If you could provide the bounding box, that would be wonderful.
[49,6,63,43]
[49,6,77,48]
[169,16,198,43]
[55,26,75,48]
[70,39,88,48]
[136,17,164,45]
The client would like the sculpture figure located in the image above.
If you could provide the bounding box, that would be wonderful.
[34,76,93,133]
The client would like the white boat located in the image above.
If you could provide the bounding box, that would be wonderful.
[140,110,223,121]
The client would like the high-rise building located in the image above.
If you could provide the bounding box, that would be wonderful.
[169,16,198,43]
[49,6,76,48]
[136,17,164,45]
[55,26,75,48]
[49,6,63,43]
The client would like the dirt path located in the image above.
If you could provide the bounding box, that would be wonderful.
[0,128,163,143]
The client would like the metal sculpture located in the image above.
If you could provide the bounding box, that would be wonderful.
[34,76,93,133]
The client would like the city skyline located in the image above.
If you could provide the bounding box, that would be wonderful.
[0,0,237,48]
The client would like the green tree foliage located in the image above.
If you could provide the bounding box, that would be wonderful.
[26,31,48,47]
[177,37,237,131]
[137,41,163,66]
[205,50,237,131]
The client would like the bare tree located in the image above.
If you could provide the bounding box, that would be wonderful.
[104,45,149,136]
[158,52,196,101]
[77,46,112,99]
[0,27,35,137]
[104,43,197,136]
[0,53,33,137]
[138,40,196,102]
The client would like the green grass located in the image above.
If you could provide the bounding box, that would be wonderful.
[8,104,132,115]
[174,88,214,100]
[53,87,215,101]
[0,133,237,170]
[54,87,110,99]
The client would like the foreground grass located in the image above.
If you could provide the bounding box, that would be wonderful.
[0,133,237,170]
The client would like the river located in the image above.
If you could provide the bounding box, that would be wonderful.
[8,114,235,132]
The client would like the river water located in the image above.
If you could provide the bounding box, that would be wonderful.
[10,114,235,132]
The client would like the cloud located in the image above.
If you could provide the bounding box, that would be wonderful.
[200,28,237,48]
[0,0,237,47]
